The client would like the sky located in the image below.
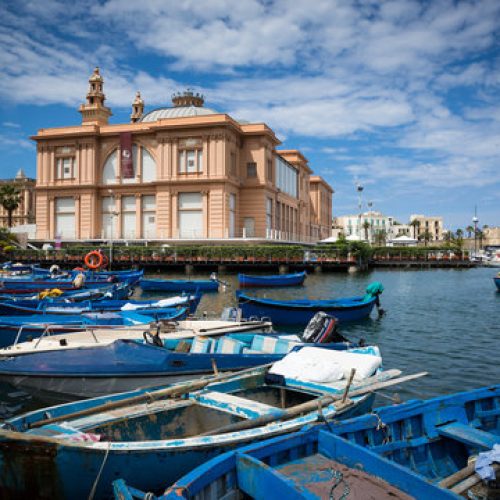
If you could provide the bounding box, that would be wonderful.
[0,0,499,230]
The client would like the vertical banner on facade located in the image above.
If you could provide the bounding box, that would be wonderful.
[120,132,134,178]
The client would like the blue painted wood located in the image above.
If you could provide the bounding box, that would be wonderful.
[494,276,500,291]
[0,348,379,499]
[0,307,188,347]
[237,291,378,325]
[116,426,455,499]
[140,278,219,293]
[0,293,201,316]
[238,271,307,288]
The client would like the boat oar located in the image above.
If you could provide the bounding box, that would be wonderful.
[199,371,428,437]
[28,362,274,429]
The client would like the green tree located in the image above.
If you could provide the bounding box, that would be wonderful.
[465,225,474,238]
[419,229,433,247]
[373,229,387,246]
[362,221,371,242]
[443,230,454,246]
[0,184,22,227]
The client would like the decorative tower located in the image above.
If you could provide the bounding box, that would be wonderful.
[171,89,204,108]
[130,91,144,123]
[79,67,112,126]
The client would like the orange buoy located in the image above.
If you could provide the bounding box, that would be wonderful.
[84,251,104,270]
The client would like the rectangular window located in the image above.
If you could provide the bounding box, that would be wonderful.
[275,156,298,197]
[247,162,257,178]
[243,217,255,237]
[101,196,116,239]
[267,160,273,182]
[56,157,75,179]
[266,197,273,232]
[55,197,75,239]
[142,195,156,239]
[178,192,203,238]
[121,196,136,239]
[179,148,202,173]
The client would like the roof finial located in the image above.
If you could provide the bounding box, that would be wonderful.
[131,91,145,123]
[171,89,204,108]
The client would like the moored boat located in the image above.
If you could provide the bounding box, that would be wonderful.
[238,271,306,288]
[0,331,360,402]
[328,384,500,498]
[0,347,421,499]
[0,292,201,316]
[494,274,500,291]
[116,426,453,499]
[237,281,384,325]
[140,278,219,292]
[0,307,188,348]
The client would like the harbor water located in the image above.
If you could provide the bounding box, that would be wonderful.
[1,266,498,418]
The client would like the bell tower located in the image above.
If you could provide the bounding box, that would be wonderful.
[79,67,112,126]
[130,91,144,123]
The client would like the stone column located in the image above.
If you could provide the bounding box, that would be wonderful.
[74,195,81,240]
[202,191,209,238]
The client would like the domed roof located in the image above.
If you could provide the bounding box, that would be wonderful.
[140,106,218,122]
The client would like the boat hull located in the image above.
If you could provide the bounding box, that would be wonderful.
[0,394,374,499]
[494,276,500,290]
[140,278,219,292]
[238,271,306,288]
[238,293,377,325]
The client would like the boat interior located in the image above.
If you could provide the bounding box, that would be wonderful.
[25,371,328,442]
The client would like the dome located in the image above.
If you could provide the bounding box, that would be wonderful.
[140,106,218,122]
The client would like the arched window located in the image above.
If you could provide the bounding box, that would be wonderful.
[141,147,156,182]
[102,146,156,184]
[103,150,118,184]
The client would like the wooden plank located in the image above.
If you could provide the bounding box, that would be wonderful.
[436,422,500,450]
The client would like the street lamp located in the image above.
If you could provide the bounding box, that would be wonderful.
[356,182,364,240]
[108,190,119,269]
[472,215,479,258]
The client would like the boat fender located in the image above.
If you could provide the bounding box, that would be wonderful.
[72,273,85,289]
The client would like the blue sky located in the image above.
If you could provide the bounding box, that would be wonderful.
[1,0,499,230]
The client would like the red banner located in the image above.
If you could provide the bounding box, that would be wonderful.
[120,132,134,178]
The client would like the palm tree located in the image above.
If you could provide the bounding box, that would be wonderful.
[455,228,463,239]
[419,229,433,247]
[443,230,454,246]
[373,229,387,246]
[410,219,420,239]
[465,225,474,238]
[362,221,371,242]
[0,184,22,227]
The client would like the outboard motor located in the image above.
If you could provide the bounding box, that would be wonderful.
[300,312,345,343]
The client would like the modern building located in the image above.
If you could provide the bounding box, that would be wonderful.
[33,68,333,244]
[0,169,36,228]
[409,214,443,242]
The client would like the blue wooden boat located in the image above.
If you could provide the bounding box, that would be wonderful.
[494,275,500,291]
[0,308,188,348]
[0,333,361,402]
[115,425,454,499]
[238,271,306,288]
[0,282,133,301]
[0,270,144,293]
[0,346,413,499]
[237,282,384,326]
[327,384,500,498]
[140,278,219,292]
[0,292,201,316]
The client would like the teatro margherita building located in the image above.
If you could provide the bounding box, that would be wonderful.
[33,68,333,244]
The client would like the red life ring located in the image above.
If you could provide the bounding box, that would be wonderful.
[84,251,104,270]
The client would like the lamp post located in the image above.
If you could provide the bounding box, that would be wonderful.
[356,182,364,240]
[108,190,119,269]
[472,215,479,258]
